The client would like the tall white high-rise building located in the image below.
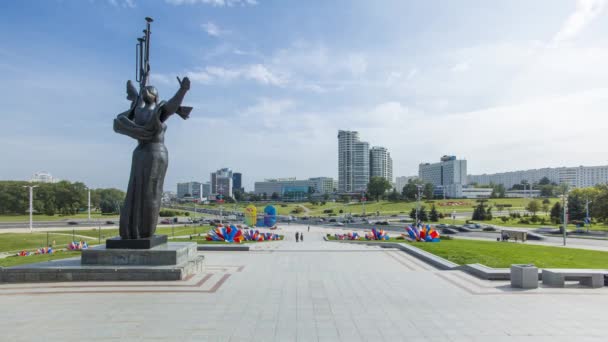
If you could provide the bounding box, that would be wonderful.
[338,130,370,193]
[419,155,467,197]
[370,146,393,184]
[211,168,233,197]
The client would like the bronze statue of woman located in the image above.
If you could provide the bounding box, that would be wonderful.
[113,77,191,240]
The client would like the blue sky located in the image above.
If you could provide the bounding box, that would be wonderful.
[2,0,608,191]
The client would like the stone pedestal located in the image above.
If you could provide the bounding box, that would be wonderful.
[82,242,196,266]
[510,264,538,289]
[106,235,168,249]
[0,242,203,283]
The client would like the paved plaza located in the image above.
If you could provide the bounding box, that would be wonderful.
[1,224,607,341]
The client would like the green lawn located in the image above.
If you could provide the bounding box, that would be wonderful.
[408,238,608,269]
[0,250,82,267]
[471,214,608,231]
[0,225,215,254]
[0,212,119,222]
[0,232,88,254]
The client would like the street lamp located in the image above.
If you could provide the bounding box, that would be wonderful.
[22,185,38,233]
[361,193,366,217]
[560,184,569,246]
[415,184,422,226]
[585,198,592,233]
[87,188,91,222]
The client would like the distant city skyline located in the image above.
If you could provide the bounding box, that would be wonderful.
[3,1,608,191]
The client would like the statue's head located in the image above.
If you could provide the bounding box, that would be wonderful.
[142,86,158,104]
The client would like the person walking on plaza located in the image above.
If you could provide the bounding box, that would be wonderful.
[300,233,304,242]
[308,225,310,232]
[295,231,299,242]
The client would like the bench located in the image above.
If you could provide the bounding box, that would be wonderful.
[542,269,605,288]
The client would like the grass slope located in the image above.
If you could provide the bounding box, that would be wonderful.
[410,238,608,269]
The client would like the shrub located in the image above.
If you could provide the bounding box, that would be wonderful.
[396,236,405,240]
[280,204,288,207]
[323,209,334,214]
[159,210,177,217]
[339,209,343,214]
[500,217,509,223]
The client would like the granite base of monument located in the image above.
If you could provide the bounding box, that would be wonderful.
[82,241,194,266]
[106,234,168,249]
[0,242,204,283]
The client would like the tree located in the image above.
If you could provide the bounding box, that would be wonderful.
[387,188,400,202]
[402,178,424,201]
[271,192,280,200]
[409,206,428,222]
[539,185,554,197]
[491,184,506,198]
[592,185,608,222]
[542,202,550,216]
[472,202,488,220]
[539,177,551,185]
[233,189,243,201]
[526,199,541,216]
[249,194,261,201]
[423,183,434,199]
[550,202,562,224]
[100,199,117,214]
[367,177,392,201]
[323,193,330,201]
[262,193,267,200]
[429,204,439,222]
[418,206,428,222]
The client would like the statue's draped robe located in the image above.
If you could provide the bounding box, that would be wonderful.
[113,102,167,239]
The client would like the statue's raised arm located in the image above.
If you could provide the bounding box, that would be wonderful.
[160,77,192,122]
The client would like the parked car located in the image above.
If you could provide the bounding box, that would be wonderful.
[336,222,344,226]
[160,218,172,224]
[329,219,336,222]
[67,221,78,225]
[105,220,115,225]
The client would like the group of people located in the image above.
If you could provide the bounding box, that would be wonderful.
[295,231,304,242]
[294,226,310,242]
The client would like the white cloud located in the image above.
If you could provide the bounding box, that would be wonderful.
[201,21,228,37]
[245,64,285,85]
[183,64,286,86]
[451,62,469,73]
[165,0,257,6]
[107,0,136,8]
[554,0,606,42]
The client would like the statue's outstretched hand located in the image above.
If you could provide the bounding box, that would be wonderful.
[177,76,190,91]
